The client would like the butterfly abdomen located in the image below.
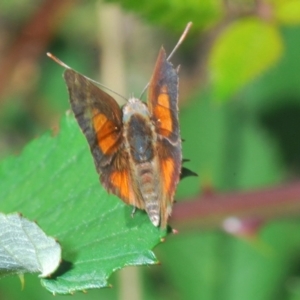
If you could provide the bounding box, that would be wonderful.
[136,161,161,226]
[123,98,162,226]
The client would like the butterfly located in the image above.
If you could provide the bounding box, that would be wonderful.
[48,22,193,228]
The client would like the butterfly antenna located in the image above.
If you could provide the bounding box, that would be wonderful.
[47,52,71,69]
[139,22,192,99]
[47,52,128,102]
[167,21,192,61]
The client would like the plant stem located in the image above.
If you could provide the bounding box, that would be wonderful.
[171,181,300,230]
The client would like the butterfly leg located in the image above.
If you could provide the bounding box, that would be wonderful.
[131,206,136,218]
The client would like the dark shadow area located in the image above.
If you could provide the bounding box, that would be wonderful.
[259,100,300,175]
[46,260,73,279]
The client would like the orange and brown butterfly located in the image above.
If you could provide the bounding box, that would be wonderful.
[47,22,194,228]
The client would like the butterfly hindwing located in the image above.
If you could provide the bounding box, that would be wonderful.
[101,150,145,210]
[157,139,182,228]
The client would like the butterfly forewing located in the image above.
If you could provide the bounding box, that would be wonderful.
[148,48,180,143]
[64,69,123,169]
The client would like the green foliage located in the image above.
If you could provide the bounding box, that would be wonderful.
[272,0,300,25]
[0,115,166,295]
[156,221,300,300]
[106,0,223,31]
[208,17,283,101]
[1,0,300,299]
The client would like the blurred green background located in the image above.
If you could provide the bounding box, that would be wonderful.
[1,0,300,299]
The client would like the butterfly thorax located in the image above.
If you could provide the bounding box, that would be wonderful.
[122,98,161,226]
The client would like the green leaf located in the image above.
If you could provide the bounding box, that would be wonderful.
[0,114,166,295]
[272,0,300,25]
[106,0,223,32]
[209,18,283,101]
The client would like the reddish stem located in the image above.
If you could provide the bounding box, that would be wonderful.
[171,181,300,230]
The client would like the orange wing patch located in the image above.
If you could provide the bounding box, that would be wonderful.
[154,85,173,136]
[109,169,145,209]
[110,170,131,201]
[160,156,177,228]
[92,109,119,155]
[157,85,170,108]
[161,157,175,197]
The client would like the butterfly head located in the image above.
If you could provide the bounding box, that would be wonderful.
[122,97,150,123]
